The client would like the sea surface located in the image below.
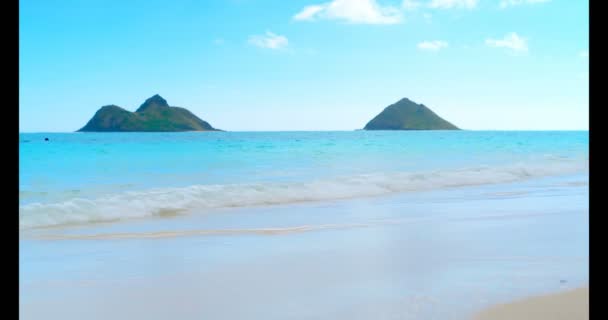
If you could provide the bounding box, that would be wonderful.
[19,131,589,319]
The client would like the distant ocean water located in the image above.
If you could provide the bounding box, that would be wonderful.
[19,131,588,229]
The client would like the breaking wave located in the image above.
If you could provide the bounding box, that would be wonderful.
[19,160,587,229]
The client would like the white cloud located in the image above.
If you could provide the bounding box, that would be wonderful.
[499,0,550,9]
[485,32,528,53]
[293,5,326,20]
[428,0,478,9]
[248,31,289,50]
[293,0,402,24]
[402,0,421,10]
[213,38,225,45]
[579,50,589,58]
[417,40,448,51]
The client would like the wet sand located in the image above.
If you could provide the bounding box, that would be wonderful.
[20,175,588,320]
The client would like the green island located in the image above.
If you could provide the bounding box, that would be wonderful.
[78,95,220,132]
[364,98,459,130]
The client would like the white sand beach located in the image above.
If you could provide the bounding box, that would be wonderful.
[473,287,588,320]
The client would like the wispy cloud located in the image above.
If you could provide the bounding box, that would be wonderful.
[428,0,478,9]
[417,40,448,51]
[579,50,588,58]
[499,0,550,9]
[294,5,326,20]
[485,32,528,53]
[293,0,403,24]
[248,31,289,50]
[295,0,479,25]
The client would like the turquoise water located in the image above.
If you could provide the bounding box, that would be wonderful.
[19,131,589,320]
[19,131,588,229]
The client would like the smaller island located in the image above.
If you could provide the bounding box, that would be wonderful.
[364,97,459,130]
[78,95,220,132]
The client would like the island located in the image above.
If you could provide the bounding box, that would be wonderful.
[363,97,459,130]
[78,94,220,132]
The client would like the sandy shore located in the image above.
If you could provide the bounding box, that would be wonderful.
[473,287,588,320]
[20,177,588,320]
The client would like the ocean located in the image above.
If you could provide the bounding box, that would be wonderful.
[19,131,589,319]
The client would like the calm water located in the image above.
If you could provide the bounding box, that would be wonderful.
[19,131,588,320]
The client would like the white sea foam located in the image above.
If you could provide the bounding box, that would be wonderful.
[19,160,587,229]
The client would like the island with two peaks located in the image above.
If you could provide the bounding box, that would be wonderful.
[363,97,459,130]
[78,95,221,132]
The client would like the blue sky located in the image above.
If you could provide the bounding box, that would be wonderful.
[19,0,588,131]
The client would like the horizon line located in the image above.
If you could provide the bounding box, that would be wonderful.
[19,129,590,134]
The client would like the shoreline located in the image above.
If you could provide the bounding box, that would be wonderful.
[20,175,588,320]
[473,286,588,320]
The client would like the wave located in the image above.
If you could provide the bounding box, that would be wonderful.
[19,160,587,229]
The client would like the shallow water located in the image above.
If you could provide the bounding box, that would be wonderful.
[19,131,588,319]
[20,174,588,320]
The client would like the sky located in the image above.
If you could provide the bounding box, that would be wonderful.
[19,0,588,132]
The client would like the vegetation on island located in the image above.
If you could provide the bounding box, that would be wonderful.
[78,95,220,132]
[364,98,459,130]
